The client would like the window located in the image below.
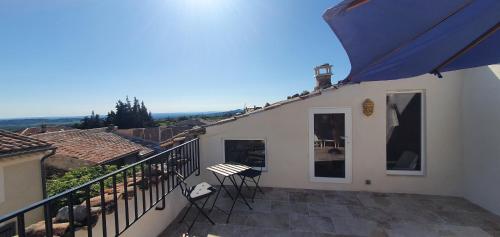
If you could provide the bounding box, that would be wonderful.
[224,139,266,168]
[309,108,352,183]
[386,91,425,175]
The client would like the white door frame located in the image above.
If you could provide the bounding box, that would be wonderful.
[308,107,352,183]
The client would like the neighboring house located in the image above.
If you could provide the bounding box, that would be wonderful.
[0,130,54,231]
[116,119,207,144]
[199,64,500,216]
[18,125,75,136]
[32,127,154,172]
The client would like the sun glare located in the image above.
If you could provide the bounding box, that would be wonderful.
[185,0,223,11]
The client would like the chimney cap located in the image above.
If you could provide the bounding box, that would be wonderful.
[314,64,333,76]
[314,63,333,91]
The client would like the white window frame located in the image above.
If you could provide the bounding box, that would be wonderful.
[386,90,426,176]
[308,107,352,183]
[222,138,268,171]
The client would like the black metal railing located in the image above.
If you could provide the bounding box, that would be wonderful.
[0,138,201,237]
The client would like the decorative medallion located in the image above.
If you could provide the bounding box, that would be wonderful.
[362,98,374,117]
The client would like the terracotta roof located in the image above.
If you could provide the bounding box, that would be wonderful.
[0,129,53,157]
[19,126,76,136]
[32,128,154,164]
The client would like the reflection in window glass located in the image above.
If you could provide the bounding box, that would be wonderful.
[224,140,265,167]
[386,92,423,171]
[313,113,345,178]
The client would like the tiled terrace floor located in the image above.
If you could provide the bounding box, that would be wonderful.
[160,187,500,237]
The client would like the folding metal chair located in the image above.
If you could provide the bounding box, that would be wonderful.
[176,173,216,232]
[239,158,264,202]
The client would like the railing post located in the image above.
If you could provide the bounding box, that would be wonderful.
[44,202,53,237]
[84,186,92,237]
[68,193,75,237]
[112,175,119,236]
[132,165,138,220]
[122,170,130,227]
[17,214,25,237]
[99,180,107,237]
[196,139,201,176]
[140,163,146,214]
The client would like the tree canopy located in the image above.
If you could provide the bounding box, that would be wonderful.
[75,96,154,129]
[74,111,105,129]
[106,96,154,129]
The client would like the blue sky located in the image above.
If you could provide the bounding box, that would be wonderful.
[0,0,349,118]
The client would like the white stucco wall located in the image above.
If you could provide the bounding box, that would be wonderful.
[0,151,47,225]
[461,65,500,215]
[200,71,465,196]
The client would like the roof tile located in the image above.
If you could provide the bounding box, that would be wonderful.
[32,128,153,164]
[0,130,52,156]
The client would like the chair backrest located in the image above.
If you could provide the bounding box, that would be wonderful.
[175,172,191,198]
[241,156,264,171]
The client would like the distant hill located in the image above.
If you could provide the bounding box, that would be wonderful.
[0,117,83,131]
[152,109,243,120]
[0,109,243,131]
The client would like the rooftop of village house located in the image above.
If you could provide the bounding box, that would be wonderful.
[18,125,76,136]
[32,127,154,164]
[0,129,53,157]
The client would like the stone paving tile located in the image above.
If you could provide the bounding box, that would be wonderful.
[271,200,309,215]
[425,197,491,214]
[307,203,353,219]
[323,191,363,206]
[331,217,383,236]
[289,191,325,203]
[288,231,343,237]
[385,222,441,237]
[236,198,272,213]
[238,226,291,237]
[208,209,248,225]
[253,187,290,201]
[436,210,500,234]
[160,188,500,237]
[436,224,492,237]
[289,213,335,234]
[347,206,396,228]
[244,211,290,229]
[389,207,446,225]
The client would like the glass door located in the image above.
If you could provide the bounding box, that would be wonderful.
[309,108,352,183]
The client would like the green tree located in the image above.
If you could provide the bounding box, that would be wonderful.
[106,96,154,129]
[75,111,105,129]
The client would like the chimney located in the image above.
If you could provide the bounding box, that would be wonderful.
[314,63,333,90]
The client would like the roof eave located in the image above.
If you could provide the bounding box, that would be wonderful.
[0,145,56,159]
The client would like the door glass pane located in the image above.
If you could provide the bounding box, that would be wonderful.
[386,92,422,171]
[313,113,346,178]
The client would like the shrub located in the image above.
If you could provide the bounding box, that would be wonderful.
[46,165,126,212]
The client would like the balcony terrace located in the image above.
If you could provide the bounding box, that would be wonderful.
[2,136,500,237]
[161,187,500,237]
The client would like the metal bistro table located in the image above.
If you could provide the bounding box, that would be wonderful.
[206,163,253,223]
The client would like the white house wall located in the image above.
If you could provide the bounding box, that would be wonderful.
[0,151,46,225]
[200,71,465,196]
[461,65,500,215]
